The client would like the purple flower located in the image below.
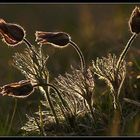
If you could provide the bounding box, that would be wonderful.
[129,6,140,34]
[0,18,26,46]
[0,80,34,98]
[35,31,71,48]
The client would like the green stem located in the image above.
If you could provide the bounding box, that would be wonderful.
[7,99,17,135]
[39,85,59,125]
[70,40,86,72]
[114,33,137,117]
[34,83,74,127]
[116,33,137,70]
[34,83,70,113]
[114,33,137,109]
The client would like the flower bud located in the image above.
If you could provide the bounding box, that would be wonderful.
[0,18,26,46]
[35,31,71,48]
[129,6,140,34]
[0,80,34,98]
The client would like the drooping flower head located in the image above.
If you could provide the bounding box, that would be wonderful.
[0,80,34,98]
[0,18,26,46]
[35,31,71,48]
[129,6,140,34]
[35,31,85,71]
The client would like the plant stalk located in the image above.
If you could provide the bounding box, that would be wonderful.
[116,33,137,70]
[70,40,86,72]
[39,85,60,125]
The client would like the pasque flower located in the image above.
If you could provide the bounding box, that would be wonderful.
[129,6,140,34]
[0,80,34,98]
[0,18,26,46]
[35,31,85,71]
[35,31,71,48]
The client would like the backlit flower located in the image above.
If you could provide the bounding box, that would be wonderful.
[129,6,140,34]
[0,18,26,46]
[0,80,34,98]
[35,31,71,48]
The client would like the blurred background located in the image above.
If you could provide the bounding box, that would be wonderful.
[0,4,140,135]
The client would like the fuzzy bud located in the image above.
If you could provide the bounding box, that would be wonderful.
[129,6,140,34]
[0,80,34,98]
[0,18,26,46]
[35,31,71,48]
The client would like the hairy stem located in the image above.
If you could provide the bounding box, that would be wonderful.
[39,85,59,125]
[116,33,137,70]
[34,83,70,116]
[23,38,40,58]
[114,33,137,111]
[70,40,86,72]
[23,38,32,48]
